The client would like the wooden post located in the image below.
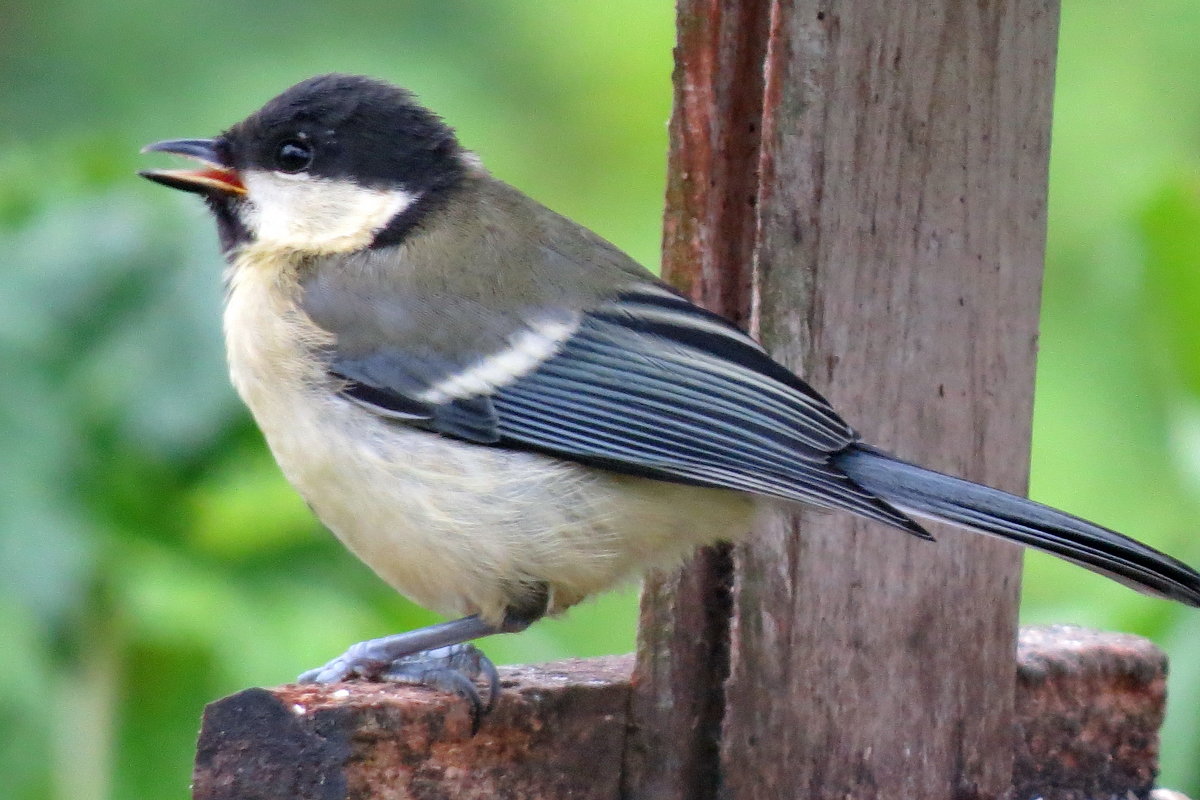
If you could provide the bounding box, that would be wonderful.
[630,1,1059,798]
[623,2,771,797]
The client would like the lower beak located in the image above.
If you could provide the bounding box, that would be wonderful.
[139,138,246,196]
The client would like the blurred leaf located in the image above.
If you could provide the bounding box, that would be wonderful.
[0,599,53,800]
[1161,614,1200,794]
[1140,174,1200,395]
[188,444,320,558]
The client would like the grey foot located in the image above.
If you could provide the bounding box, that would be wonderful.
[297,615,496,683]
[381,644,501,728]
[299,641,500,732]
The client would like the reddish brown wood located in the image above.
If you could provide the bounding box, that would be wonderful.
[1015,626,1168,800]
[191,630,1178,799]
[657,0,771,323]
[719,2,1059,798]
[192,657,633,800]
[624,2,771,798]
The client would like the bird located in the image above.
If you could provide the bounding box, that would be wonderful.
[140,73,1200,721]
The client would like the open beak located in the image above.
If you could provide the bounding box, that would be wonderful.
[139,138,246,196]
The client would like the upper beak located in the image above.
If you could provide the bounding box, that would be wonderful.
[139,138,246,196]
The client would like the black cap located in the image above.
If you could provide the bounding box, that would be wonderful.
[221,74,465,197]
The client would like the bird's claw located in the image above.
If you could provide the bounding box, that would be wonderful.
[298,643,500,732]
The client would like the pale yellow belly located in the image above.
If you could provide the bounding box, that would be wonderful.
[254,384,752,623]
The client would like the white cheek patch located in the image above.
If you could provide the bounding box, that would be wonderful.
[239,170,418,253]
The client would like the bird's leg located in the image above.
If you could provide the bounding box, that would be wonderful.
[297,615,500,725]
[297,585,550,730]
[298,614,497,683]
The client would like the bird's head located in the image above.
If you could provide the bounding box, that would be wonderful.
[140,74,466,254]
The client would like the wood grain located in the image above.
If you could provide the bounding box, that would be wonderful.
[624,2,770,799]
[192,657,634,800]
[720,2,1059,798]
[191,630,1173,800]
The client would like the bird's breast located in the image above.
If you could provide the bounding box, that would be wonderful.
[219,248,753,624]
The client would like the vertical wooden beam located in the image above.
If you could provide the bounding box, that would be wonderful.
[623,3,771,800]
[721,2,1058,799]
[630,1,1059,796]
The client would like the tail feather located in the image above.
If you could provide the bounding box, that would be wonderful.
[833,444,1200,608]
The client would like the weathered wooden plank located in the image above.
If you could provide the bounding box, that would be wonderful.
[192,657,632,800]
[624,2,771,798]
[1015,626,1168,800]
[191,629,1174,800]
[720,2,1059,798]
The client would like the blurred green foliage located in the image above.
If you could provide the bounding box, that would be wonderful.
[0,1,1198,797]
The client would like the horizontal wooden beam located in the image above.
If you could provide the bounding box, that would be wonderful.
[192,627,1182,800]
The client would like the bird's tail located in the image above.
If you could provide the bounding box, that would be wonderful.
[833,443,1200,607]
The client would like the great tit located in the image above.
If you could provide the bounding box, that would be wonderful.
[141,74,1200,717]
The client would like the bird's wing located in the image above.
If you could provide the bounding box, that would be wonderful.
[324,281,927,537]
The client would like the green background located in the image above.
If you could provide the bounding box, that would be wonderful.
[2,1,1199,796]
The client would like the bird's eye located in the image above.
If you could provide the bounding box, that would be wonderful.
[275,139,313,173]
